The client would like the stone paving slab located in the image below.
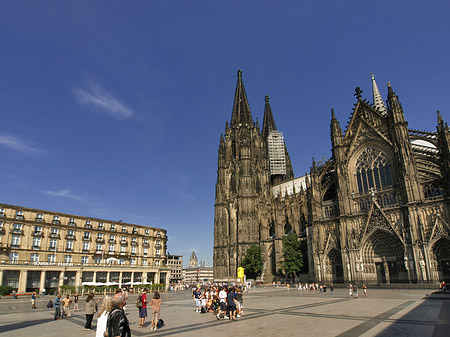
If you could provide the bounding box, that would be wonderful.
[0,287,448,337]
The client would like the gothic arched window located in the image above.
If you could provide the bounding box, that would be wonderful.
[355,147,392,194]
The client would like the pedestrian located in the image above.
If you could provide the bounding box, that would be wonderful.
[193,287,201,312]
[150,291,162,331]
[84,293,96,331]
[348,283,353,297]
[353,285,359,298]
[74,293,80,311]
[107,292,131,337]
[31,292,37,309]
[61,294,72,318]
[12,290,16,300]
[236,287,244,317]
[96,296,113,337]
[330,284,334,295]
[323,284,327,293]
[41,288,46,297]
[138,288,148,328]
[362,283,367,297]
[216,286,227,320]
[226,286,238,321]
[54,294,62,320]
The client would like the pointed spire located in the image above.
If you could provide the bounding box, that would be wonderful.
[371,73,387,116]
[262,94,278,139]
[387,82,405,124]
[230,69,253,128]
[331,108,343,147]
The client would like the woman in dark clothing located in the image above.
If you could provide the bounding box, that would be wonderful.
[84,293,95,330]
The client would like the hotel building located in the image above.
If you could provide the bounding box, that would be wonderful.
[0,203,169,293]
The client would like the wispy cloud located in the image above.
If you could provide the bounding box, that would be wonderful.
[73,82,133,119]
[0,134,45,156]
[41,189,88,202]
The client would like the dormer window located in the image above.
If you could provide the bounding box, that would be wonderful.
[132,227,138,234]
[145,228,149,235]
[156,232,161,238]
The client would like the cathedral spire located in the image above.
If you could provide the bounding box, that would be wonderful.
[262,94,277,139]
[230,69,253,128]
[371,72,387,116]
[386,82,405,123]
[331,108,343,147]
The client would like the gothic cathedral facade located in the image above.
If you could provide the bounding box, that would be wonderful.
[213,70,450,285]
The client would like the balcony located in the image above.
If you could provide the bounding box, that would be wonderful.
[65,248,73,252]
[82,236,91,242]
[36,218,44,223]
[82,249,90,253]
[85,224,92,229]
[131,241,138,246]
[66,234,75,240]
[53,220,61,225]
[15,215,24,220]
[50,233,60,239]
[108,251,116,255]
[11,229,24,235]
[32,245,41,250]
[95,250,103,255]
[132,230,138,235]
[120,240,128,245]
[143,242,149,247]
[155,244,161,249]
[108,239,116,244]
[32,231,44,237]
[96,238,105,243]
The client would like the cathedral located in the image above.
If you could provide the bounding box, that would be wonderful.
[213,70,450,285]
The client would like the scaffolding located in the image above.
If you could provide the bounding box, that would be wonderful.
[267,131,286,175]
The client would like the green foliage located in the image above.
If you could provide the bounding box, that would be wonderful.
[281,234,303,278]
[240,244,264,279]
[0,285,13,296]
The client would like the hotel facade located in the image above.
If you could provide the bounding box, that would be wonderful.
[0,203,169,293]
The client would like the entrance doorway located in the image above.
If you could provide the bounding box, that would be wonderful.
[441,260,450,282]
[376,262,386,283]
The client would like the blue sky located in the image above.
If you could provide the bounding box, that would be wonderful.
[1,1,450,267]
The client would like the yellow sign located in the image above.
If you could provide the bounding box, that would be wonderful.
[237,267,244,278]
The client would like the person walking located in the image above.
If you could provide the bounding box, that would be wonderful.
[74,293,80,311]
[226,286,238,321]
[54,294,62,320]
[96,296,113,337]
[138,288,148,328]
[150,291,162,331]
[31,292,37,309]
[362,283,367,297]
[330,284,334,295]
[216,286,227,320]
[84,293,96,331]
[61,294,72,318]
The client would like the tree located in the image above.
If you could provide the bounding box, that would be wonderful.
[240,244,264,279]
[281,234,303,280]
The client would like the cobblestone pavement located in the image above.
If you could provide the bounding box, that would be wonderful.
[0,287,448,336]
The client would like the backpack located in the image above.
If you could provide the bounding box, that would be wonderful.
[135,295,143,309]
[157,319,165,328]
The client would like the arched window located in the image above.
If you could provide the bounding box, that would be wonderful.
[355,147,392,194]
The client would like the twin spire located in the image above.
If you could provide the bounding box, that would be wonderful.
[230,70,278,138]
[230,70,254,127]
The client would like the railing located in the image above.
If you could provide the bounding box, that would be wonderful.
[352,188,400,213]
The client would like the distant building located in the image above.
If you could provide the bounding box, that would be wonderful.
[182,251,214,283]
[167,253,183,283]
[0,203,170,293]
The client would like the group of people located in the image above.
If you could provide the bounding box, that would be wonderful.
[347,283,367,298]
[47,287,163,336]
[136,288,162,331]
[296,283,335,294]
[192,285,244,321]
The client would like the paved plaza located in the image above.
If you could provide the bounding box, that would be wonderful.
[0,287,448,337]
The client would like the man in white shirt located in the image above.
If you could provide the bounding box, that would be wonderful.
[217,286,228,320]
